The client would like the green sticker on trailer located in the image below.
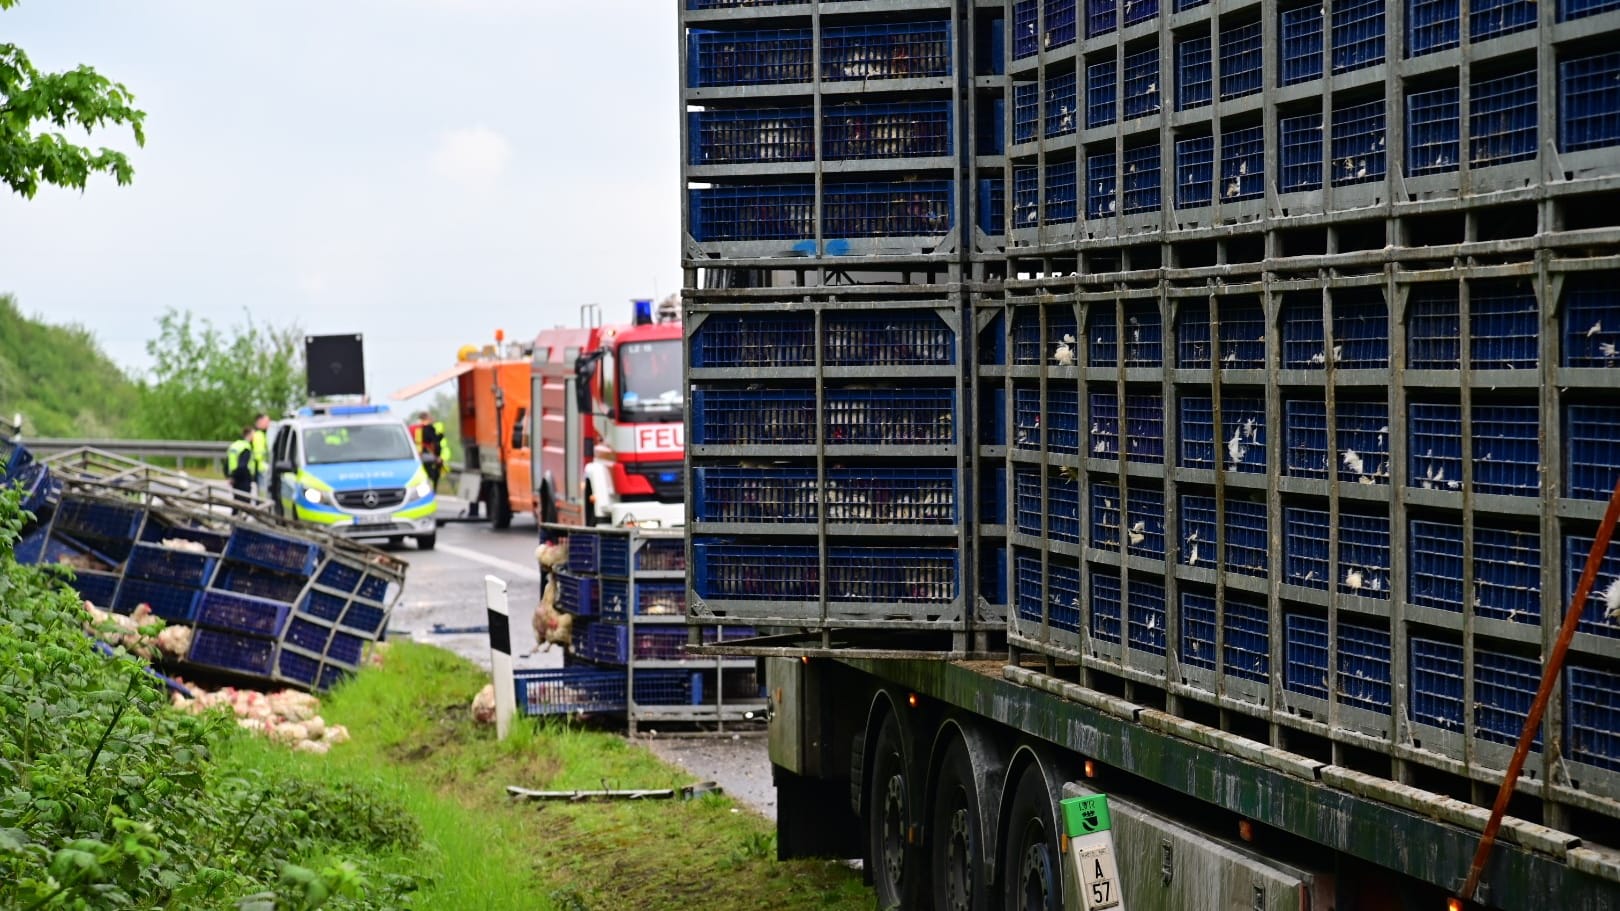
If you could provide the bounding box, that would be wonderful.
[1061,794,1112,836]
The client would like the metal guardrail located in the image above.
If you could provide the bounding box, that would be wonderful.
[24,438,229,459]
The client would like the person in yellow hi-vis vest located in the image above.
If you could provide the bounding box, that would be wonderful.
[412,411,452,489]
[250,412,270,496]
[227,425,256,511]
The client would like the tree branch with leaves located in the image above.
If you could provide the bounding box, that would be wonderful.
[0,0,146,198]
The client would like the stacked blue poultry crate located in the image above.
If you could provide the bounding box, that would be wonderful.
[187,525,320,679]
[273,544,402,692]
[979,0,1620,833]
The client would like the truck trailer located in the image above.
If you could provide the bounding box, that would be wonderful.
[678,1,1620,908]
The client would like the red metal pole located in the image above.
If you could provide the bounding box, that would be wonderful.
[1458,472,1620,905]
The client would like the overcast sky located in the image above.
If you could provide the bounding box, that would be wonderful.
[0,0,681,414]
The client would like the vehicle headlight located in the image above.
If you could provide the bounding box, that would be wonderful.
[411,481,433,500]
[303,488,323,505]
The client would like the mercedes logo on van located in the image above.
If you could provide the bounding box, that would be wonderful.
[362,491,379,509]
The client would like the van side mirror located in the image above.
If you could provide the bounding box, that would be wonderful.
[574,350,603,415]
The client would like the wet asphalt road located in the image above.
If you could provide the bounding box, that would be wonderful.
[377,500,777,818]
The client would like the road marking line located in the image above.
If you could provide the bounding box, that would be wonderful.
[435,542,540,580]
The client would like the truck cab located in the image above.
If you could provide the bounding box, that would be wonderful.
[267,403,438,550]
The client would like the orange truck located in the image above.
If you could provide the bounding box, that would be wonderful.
[392,299,685,529]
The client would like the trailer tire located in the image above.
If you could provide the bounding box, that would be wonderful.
[490,484,513,530]
[931,737,991,911]
[1002,763,1062,911]
[867,712,923,910]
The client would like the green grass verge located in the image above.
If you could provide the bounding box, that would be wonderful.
[222,643,872,911]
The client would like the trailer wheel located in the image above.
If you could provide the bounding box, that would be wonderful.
[867,712,922,910]
[1002,763,1062,911]
[490,484,513,530]
[931,737,990,911]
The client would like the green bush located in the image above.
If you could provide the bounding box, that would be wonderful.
[0,489,427,909]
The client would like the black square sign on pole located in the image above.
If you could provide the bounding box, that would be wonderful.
[305,334,366,398]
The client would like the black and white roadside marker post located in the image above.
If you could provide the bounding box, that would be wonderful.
[484,574,517,740]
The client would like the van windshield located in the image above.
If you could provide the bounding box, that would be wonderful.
[304,423,417,465]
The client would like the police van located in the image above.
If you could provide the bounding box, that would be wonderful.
[267,403,438,550]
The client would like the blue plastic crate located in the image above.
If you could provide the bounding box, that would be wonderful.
[1012,305,1077,367]
[636,538,685,574]
[1339,510,1392,598]
[690,313,814,368]
[822,181,954,240]
[1280,4,1324,84]
[1090,566,1122,644]
[1284,507,1331,590]
[1560,50,1620,153]
[981,387,1007,446]
[1339,621,1392,713]
[567,533,601,573]
[1046,70,1079,139]
[1280,112,1324,192]
[1013,165,1039,230]
[1176,135,1214,210]
[1219,126,1264,203]
[1087,150,1117,218]
[1178,495,1216,568]
[315,556,363,594]
[1472,0,1536,39]
[1178,302,1212,367]
[1408,284,1461,368]
[1564,532,1620,638]
[339,601,386,638]
[198,589,291,637]
[1013,385,1040,449]
[826,548,958,604]
[1179,395,1266,473]
[1472,525,1541,624]
[1018,386,1080,454]
[1331,99,1386,186]
[831,467,960,525]
[1408,520,1465,611]
[688,185,814,242]
[1124,485,1165,558]
[578,621,690,665]
[1091,481,1122,550]
[1010,82,1036,145]
[1561,0,1620,16]
[224,527,321,577]
[1475,649,1542,748]
[693,466,817,524]
[1122,143,1160,213]
[1408,86,1461,175]
[1122,303,1163,367]
[632,670,701,707]
[691,388,815,446]
[978,96,1006,156]
[825,388,955,446]
[276,648,321,687]
[1088,391,1120,459]
[13,463,61,518]
[823,102,952,161]
[1048,559,1082,631]
[357,570,394,606]
[1331,0,1385,74]
[689,107,814,165]
[1563,278,1620,368]
[558,571,599,617]
[1471,69,1538,167]
[1015,550,1042,625]
[1180,591,1218,672]
[1280,293,1325,368]
[1123,0,1158,25]
[1567,664,1620,771]
[1410,637,1465,731]
[1219,20,1262,100]
[1569,404,1620,500]
[1226,499,1269,577]
[0,432,29,482]
[1052,470,1083,545]
[1014,0,1040,58]
[1176,35,1212,111]
[115,577,202,624]
[301,589,347,623]
[69,569,121,608]
[1471,404,1540,496]
[1127,575,1167,656]
[188,628,276,677]
[693,540,819,601]
[214,561,307,603]
[980,465,1008,527]
[516,668,626,716]
[980,545,1009,606]
[825,310,956,368]
[600,580,687,620]
[979,178,1006,235]
[1334,289,1390,368]
[1086,60,1117,129]
[1408,0,1459,54]
[126,542,216,588]
[1122,47,1161,121]
[1181,590,1270,682]
[1408,402,1464,490]
[1284,398,1391,483]
[1087,0,1117,37]
[1015,467,1044,537]
[821,21,952,82]
[12,527,57,565]
[686,28,814,88]
[283,616,334,655]
[1045,159,1078,225]
[1090,304,1119,366]
[54,496,144,546]
[598,536,630,577]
